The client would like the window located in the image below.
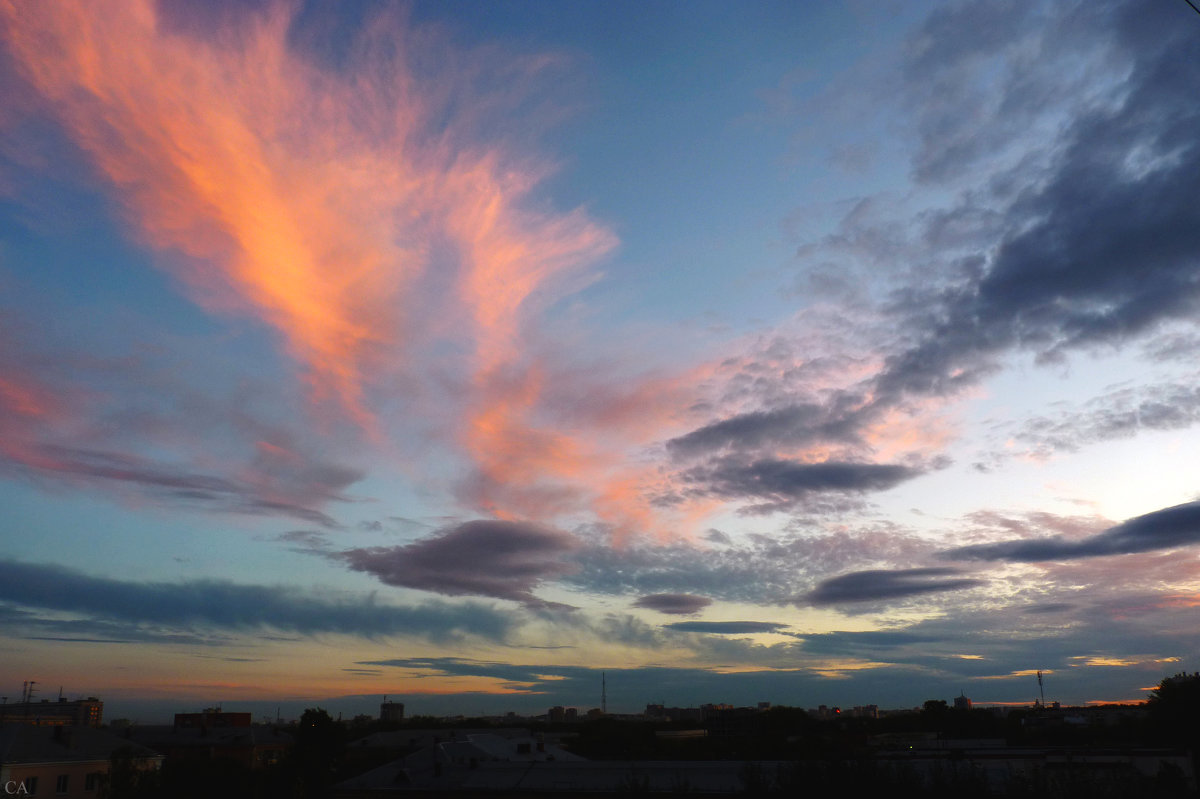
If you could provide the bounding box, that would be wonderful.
[85,772,100,791]
[24,776,39,795]
[56,774,69,793]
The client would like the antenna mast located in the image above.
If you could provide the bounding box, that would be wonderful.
[1037,670,1045,708]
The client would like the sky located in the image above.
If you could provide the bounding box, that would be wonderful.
[2,0,1200,723]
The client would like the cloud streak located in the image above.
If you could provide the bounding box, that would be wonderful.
[678,457,924,516]
[663,621,790,635]
[0,560,513,642]
[3,443,349,527]
[666,403,862,460]
[632,593,712,616]
[805,567,984,606]
[0,334,365,526]
[338,519,580,608]
[942,501,1200,563]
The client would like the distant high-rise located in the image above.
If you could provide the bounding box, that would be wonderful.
[954,692,972,711]
[380,698,405,723]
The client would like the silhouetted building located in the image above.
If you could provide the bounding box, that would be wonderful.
[334,733,784,798]
[0,724,161,796]
[173,708,251,729]
[811,705,842,720]
[954,692,972,711]
[0,698,103,727]
[380,700,405,723]
[127,724,291,770]
[644,704,703,723]
[851,704,879,719]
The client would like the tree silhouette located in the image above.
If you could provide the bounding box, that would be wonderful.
[290,707,345,799]
[1147,671,1200,744]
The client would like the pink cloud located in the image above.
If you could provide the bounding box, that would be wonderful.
[0,3,977,542]
[0,1,612,433]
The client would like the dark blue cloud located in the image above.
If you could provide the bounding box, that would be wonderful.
[1022,603,1076,615]
[876,0,1200,402]
[632,593,712,615]
[681,457,923,514]
[360,657,563,685]
[941,501,1200,562]
[798,630,945,657]
[0,560,512,642]
[350,658,946,714]
[338,520,579,608]
[663,621,790,635]
[805,567,983,606]
[666,403,862,459]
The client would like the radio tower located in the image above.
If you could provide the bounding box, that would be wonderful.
[1037,670,1045,708]
[601,672,607,715]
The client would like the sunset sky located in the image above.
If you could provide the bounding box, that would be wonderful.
[3,0,1200,722]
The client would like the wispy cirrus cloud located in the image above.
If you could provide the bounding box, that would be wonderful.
[977,377,1200,467]
[0,321,365,526]
[4,443,346,527]
[0,1,736,540]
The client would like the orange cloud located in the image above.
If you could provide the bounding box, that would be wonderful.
[3,1,698,534]
[0,1,612,437]
[1156,594,1200,609]
[4,2,942,542]
[977,668,1052,680]
[860,394,963,462]
[3,2,402,427]
[3,2,710,536]
[458,361,716,539]
[0,360,76,474]
[0,375,54,419]
[446,159,616,373]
